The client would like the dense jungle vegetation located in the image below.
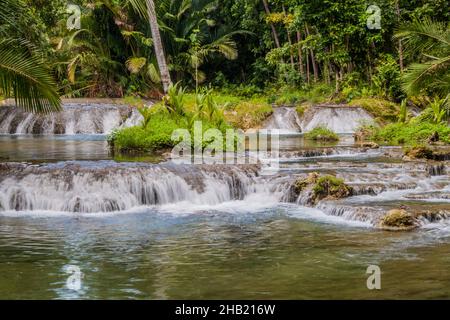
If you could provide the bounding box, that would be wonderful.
[0,0,449,150]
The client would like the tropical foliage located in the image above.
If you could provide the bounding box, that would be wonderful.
[0,0,61,112]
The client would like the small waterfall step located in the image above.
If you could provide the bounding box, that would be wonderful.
[263,107,302,134]
[0,102,145,135]
[301,104,374,134]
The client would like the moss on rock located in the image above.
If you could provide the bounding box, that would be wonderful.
[288,173,353,205]
[312,175,353,203]
[380,209,418,231]
[404,145,434,160]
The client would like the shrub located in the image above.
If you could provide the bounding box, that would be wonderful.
[112,113,183,151]
[305,127,339,141]
[111,86,235,152]
[372,121,450,145]
[372,54,405,101]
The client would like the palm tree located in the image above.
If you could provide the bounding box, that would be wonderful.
[146,0,172,93]
[129,0,172,93]
[395,19,450,98]
[128,0,243,88]
[0,0,61,113]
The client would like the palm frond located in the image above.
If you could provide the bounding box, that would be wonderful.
[126,57,147,74]
[0,39,61,113]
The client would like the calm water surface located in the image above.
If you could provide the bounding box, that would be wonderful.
[0,206,449,299]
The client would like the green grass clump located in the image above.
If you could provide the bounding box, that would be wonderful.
[371,121,450,145]
[349,98,399,124]
[305,127,339,141]
[111,113,185,152]
[296,105,308,117]
[110,84,234,152]
[225,100,273,130]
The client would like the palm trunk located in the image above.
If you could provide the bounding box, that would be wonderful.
[262,0,281,48]
[146,0,172,93]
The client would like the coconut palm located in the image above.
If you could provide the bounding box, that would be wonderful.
[128,0,243,88]
[128,0,172,93]
[0,0,61,113]
[395,19,450,98]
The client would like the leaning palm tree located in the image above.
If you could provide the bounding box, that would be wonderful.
[395,19,450,99]
[0,0,61,113]
[128,0,172,93]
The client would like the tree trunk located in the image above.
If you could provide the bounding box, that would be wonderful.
[282,6,295,68]
[306,50,310,85]
[262,0,281,48]
[395,0,404,72]
[296,31,304,78]
[305,24,319,83]
[146,0,172,93]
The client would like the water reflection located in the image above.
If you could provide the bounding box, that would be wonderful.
[0,208,449,299]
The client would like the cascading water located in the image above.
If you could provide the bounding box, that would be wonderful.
[263,105,374,134]
[264,107,302,133]
[1,154,449,230]
[0,103,144,135]
[301,105,374,133]
[0,162,265,213]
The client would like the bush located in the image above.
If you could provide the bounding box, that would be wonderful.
[111,85,234,152]
[296,105,308,117]
[372,54,405,101]
[112,113,184,151]
[305,127,339,141]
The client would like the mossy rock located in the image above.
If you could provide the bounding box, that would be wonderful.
[380,209,418,231]
[288,173,352,205]
[359,142,379,149]
[290,172,320,199]
[404,145,434,160]
[312,175,353,203]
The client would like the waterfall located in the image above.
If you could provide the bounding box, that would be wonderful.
[0,103,144,135]
[264,107,302,133]
[301,105,374,134]
[263,105,374,134]
[0,162,264,213]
